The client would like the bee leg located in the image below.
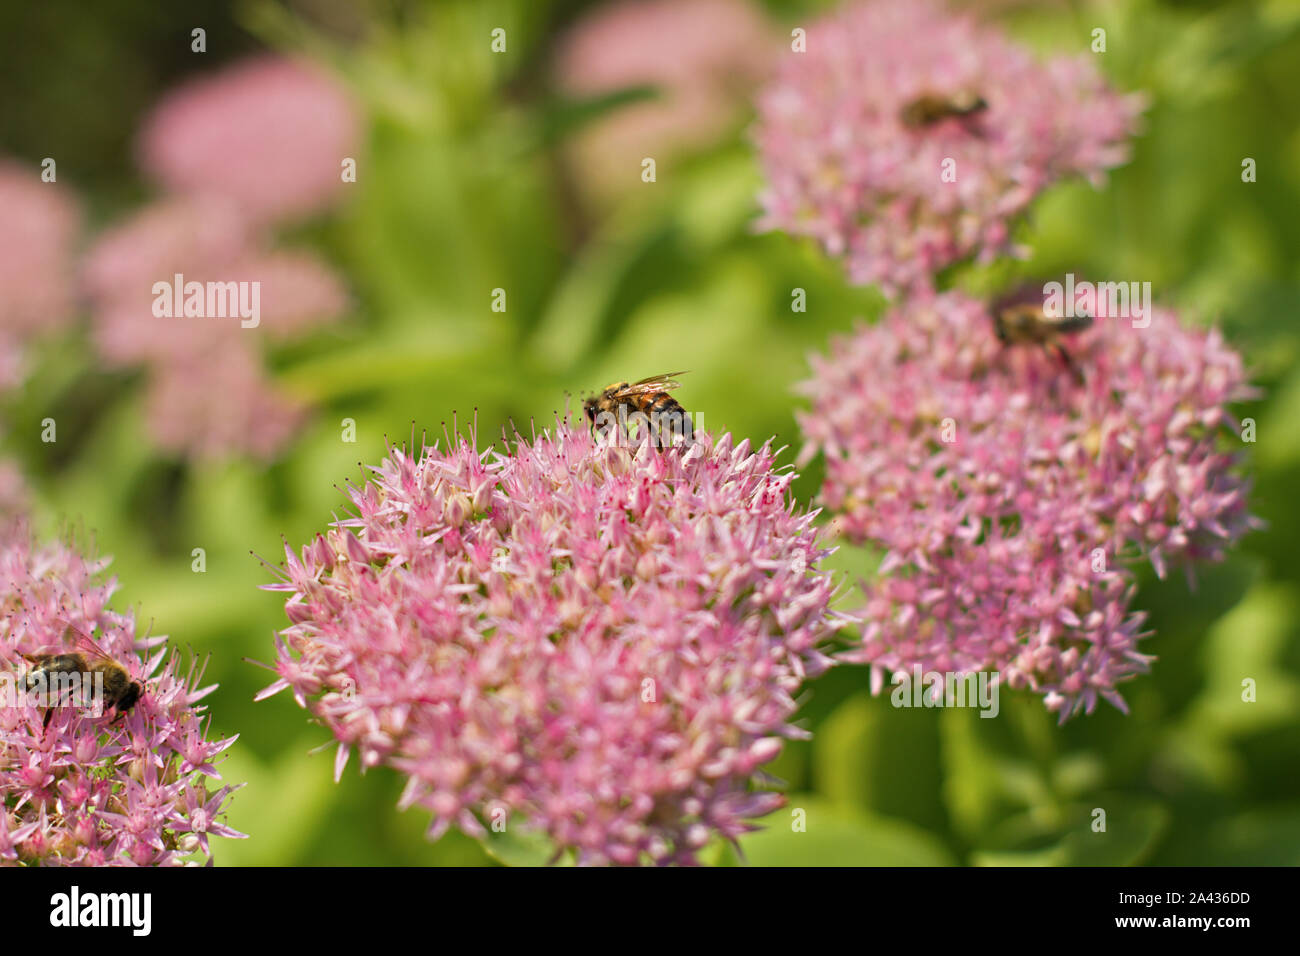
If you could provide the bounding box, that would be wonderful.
[650,414,668,450]
[1052,344,1085,387]
[960,116,988,139]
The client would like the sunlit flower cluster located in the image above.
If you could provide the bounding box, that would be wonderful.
[260,425,841,864]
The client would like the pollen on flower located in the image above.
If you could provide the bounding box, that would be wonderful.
[797,292,1256,721]
[258,423,844,864]
[0,527,245,865]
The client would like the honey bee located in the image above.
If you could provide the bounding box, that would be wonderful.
[583,371,694,447]
[900,90,989,129]
[992,290,1094,385]
[22,620,144,728]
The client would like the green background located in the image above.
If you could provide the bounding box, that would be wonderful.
[2,0,1298,865]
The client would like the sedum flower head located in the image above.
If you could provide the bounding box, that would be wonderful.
[260,424,840,864]
[797,292,1255,720]
[753,0,1143,295]
[0,529,244,865]
[555,0,778,204]
[77,53,355,461]
[80,196,347,460]
[138,56,361,226]
[0,159,81,388]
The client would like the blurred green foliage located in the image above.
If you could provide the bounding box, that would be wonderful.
[2,0,1298,864]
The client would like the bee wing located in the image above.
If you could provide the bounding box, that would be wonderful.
[618,371,689,396]
[51,618,118,667]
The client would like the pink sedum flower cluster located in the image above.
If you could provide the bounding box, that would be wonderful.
[798,293,1255,720]
[81,197,346,460]
[555,0,778,205]
[260,425,841,864]
[0,529,244,865]
[138,56,360,226]
[77,55,359,460]
[754,0,1143,295]
[0,160,81,388]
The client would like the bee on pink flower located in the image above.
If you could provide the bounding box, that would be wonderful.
[0,529,245,865]
[754,0,1144,296]
[798,292,1256,720]
[259,424,845,864]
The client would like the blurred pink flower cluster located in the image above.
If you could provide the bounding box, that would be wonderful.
[0,528,244,865]
[81,56,359,460]
[0,161,78,516]
[797,293,1255,720]
[555,0,777,205]
[139,56,360,226]
[0,161,81,389]
[754,0,1143,295]
[260,425,840,864]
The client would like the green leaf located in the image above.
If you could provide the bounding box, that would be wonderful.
[972,798,1169,867]
[1257,366,1300,469]
[940,708,1028,841]
[211,736,339,866]
[528,215,679,371]
[1182,806,1300,866]
[482,826,572,867]
[531,86,661,149]
[1182,582,1300,738]
[673,151,763,253]
[817,537,882,608]
[1056,800,1169,866]
[736,796,955,866]
[814,693,948,833]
